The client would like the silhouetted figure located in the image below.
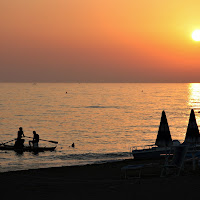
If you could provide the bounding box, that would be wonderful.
[29,131,40,148]
[14,127,25,148]
[72,143,75,148]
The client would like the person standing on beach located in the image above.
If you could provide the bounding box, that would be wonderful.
[14,127,25,148]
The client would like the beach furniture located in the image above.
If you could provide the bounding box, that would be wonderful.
[121,163,156,183]
[131,110,176,160]
[184,109,200,170]
[155,110,172,147]
[161,144,188,177]
[121,164,144,181]
[184,144,200,171]
[184,109,200,144]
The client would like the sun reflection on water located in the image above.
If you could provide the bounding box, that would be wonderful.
[188,83,200,109]
[188,83,200,123]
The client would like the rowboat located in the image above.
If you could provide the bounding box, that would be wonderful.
[0,144,56,152]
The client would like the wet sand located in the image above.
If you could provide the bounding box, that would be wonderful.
[0,158,200,200]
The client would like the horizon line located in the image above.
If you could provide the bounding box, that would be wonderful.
[0,81,199,84]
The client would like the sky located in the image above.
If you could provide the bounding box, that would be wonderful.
[0,0,200,83]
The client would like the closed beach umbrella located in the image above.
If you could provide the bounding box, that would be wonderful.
[155,110,173,147]
[184,109,200,144]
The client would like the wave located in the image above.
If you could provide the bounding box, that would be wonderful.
[55,152,131,161]
[85,106,120,109]
[85,105,132,109]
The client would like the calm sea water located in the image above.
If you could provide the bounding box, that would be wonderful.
[0,83,200,172]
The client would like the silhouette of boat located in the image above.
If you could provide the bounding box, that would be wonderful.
[0,144,56,152]
[131,141,180,160]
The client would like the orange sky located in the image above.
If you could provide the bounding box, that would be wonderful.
[1,0,200,82]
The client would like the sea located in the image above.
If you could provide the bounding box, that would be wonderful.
[0,83,200,172]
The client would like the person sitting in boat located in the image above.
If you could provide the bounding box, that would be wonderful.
[14,127,25,148]
[29,131,39,148]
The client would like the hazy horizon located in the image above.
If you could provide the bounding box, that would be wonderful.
[0,81,199,84]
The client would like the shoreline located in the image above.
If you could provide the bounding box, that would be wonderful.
[1,158,200,199]
[0,157,133,174]
[0,158,137,174]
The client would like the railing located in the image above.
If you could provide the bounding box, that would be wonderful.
[130,144,156,153]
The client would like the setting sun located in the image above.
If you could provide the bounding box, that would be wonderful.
[192,30,200,41]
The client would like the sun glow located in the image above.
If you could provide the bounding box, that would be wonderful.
[192,30,200,41]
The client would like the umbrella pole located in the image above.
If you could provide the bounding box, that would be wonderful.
[192,143,196,171]
[164,146,169,165]
[163,146,170,176]
[192,152,195,170]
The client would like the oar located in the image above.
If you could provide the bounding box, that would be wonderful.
[25,136,58,144]
[1,138,16,146]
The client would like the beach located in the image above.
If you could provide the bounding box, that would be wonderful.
[1,158,200,200]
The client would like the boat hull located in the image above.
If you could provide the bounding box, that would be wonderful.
[0,145,56,152]
[132,149,170,160]
[132,146,172,160]
[132,144,200,160]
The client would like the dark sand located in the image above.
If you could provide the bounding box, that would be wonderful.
[0,158,200,200]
